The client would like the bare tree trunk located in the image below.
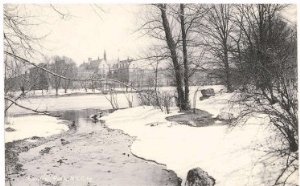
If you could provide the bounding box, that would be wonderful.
[224,44,233,92]
[64,79,71,93]
[158,4,186,110]
[205,5,234,92]
[180,4,190,109]
[154,60,163,111]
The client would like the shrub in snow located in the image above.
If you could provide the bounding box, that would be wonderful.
[218,89,225,94]
[5,127,16,132]
[200,89,215,101]
[199,96,209,101]
[61,138,70,145]
[137,89,175,114]
[185,167,215,186]
[200,89,215,97]
[39,147,51,155]
[217,112,234,121]
[31,136,41,140]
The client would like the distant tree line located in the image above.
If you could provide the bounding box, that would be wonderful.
[5,55,78,96]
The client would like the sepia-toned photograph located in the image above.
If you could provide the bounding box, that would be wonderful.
[3,2,298,186]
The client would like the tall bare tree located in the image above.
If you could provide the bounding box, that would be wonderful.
[157,4,187,110]
[138,4,207,110]
[48,56,77,95]
[201,4,234,92]
[61,58,77,93]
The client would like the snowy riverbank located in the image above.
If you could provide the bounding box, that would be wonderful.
[18,127,177,186]
[5,85,297,185]
[7,85,223,116]
[5,115,69,143]
[7,93,139,115]
[5,112,180,186]
[102,94,298,185]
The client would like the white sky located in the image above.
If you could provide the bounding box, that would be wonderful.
[33,4,147,64]
[2,3,297,65]
[4,3,296,65]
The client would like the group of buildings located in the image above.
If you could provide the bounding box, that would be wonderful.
[4,51,228,93]
[75,51,172,89]
[5,49,297,93]
[75,51,221,90]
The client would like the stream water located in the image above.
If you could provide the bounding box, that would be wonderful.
[50,108,116,133]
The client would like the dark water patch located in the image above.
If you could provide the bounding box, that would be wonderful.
[50,108,114,120]
[49,108,116,132]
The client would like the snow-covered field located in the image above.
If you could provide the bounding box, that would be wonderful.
[102,87,298,185]
[5,115,69,143]
[7,85,224,114]
[7,85,222,116]
[8,93,139,115]
[10,88,103,97]
[5,85,298,185]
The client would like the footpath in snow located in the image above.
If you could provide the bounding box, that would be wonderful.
[102,92,297,185]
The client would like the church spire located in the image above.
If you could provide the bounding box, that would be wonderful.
[104,50,107,61]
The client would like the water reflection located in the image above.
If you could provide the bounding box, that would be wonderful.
[50,109,115,133]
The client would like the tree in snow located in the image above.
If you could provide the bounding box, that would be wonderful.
[29,62,50,94]
[3,4,108,114]
[201,4,235,92]
[138,4,207,110]
[229,4,298,185]
[61,58,77,93]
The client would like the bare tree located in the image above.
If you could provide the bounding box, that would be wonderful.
[138,4,207,110]
[202,4,235,92]
[3,4,70,117]
[61,58,77,93]
[229,4,298,185]
[180,4,190,107]
[157,4,188,110]
[48,56,64,95]
[104,88,119,110]
[29,63,49,95]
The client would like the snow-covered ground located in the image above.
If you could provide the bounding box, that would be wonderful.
[9,88,103,98]
[8,93,139,115]
[6,85,297,185]
[5,115,69,143]
[7,85,223,115]
[102,86,298,185]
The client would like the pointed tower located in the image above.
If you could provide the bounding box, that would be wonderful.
[104,50,107,61]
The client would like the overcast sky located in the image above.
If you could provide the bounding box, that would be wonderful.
[7,3,297,65]
[31,4,147,64]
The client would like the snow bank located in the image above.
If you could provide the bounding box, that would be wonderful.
[5,115,69,143]
[8,93,139,115]
[9,88,103,97]
[8,85,224,116]
[195,93,234,118]
[103,91,296,186]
